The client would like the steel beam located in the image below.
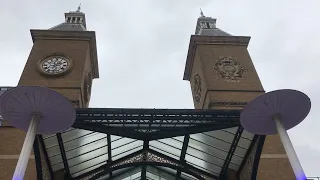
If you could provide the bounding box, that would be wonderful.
[56,133,71,179]
[220,126,243,178]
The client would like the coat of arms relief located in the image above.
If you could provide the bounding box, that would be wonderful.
[193,73,202,104]
[214,57,246,82]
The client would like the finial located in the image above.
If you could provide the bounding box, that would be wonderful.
[76,3,81,12]
[200,8,205,17]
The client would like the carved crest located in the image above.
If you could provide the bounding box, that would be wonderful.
[214,57,246,82]
[193,73,202,103]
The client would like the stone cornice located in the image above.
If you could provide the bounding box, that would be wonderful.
[183,35,251,81]
[30,29,99,79]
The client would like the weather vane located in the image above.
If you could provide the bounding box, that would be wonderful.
[200,8,205,17]
[76,3,81,12]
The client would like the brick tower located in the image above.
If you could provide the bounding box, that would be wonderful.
[183,12,295,179]
[0,6,98,179]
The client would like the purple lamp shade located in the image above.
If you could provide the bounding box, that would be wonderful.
[240,89,311,135]
[0,86,76,134]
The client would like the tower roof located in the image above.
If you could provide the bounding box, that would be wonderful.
[195,10,231,36]
[49,4,87,31]
[183,11,251,81]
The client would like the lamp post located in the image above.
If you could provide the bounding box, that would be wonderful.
[240,89,311,180]
[0,86,76,180]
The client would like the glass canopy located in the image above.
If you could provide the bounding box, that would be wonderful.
[40,126,255,179]
[0,87,264,179]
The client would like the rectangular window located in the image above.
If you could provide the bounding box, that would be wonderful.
[200,22,207,28]
[209,22,215,28]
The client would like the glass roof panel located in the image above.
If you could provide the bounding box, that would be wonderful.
[153,166,177,177]
[43,135,63,171]
[238,137,252,149]
[111,135,143,161]
[185,154,221,175]
[96,174,110,180]
[64,129,109,176]
[187,128,255,174]
[158,137,183,150]
[186,144,225,167]
[241,129,255,140]
[42,129,111,177]
[112,141,143,160]
[147,166,177,180]
[229,146,250,171]
[71,160,107,177]
[111,136,135,149]
[111,167,141,180]
[181,172,198,180]
[187,129,241,175]
[61,129,94,142]
[172,136,184,142]
[228,160,240,171]
[147,172,168,180]
[69,149,108,176]
[121,172,141,180]
[188,133,229,158]
[110,135,122,141]
[149,137,183,160]
[203,129,237,144]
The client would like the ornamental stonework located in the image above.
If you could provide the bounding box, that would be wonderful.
[214,57,246,82]
[209,101,247,109]
[193,73,202,104]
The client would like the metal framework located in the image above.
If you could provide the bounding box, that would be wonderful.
[0,85,261,180]
[73,108,241,140]
[30,107,268,180]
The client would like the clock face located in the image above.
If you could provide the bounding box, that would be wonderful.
[40,56,70,75]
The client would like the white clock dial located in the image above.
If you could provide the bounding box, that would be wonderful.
[40,56,70,75]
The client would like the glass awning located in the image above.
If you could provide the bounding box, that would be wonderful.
[0,87,265,179]
[42,129,144,177]
[36,108,262,180]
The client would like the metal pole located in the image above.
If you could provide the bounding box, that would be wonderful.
[12,114,40,180]
[273,115,306,180]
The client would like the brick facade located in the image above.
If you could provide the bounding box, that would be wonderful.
[0,30,95,179]
[0,127,37,180]
[187,37,295,179]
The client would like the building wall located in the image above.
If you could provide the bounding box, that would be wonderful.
[196,45,263,92]
[188,42,295,179]
[256,135,295,180]
[0,36,93,179]
[0,127,37,180]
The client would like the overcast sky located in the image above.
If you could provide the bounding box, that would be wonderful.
[0,0,319,177]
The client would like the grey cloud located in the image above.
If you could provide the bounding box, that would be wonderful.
[0,0,319,176]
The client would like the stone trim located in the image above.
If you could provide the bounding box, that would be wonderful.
[209,101,247,109]
[260,154,288,159]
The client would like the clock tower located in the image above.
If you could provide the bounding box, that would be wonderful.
[184,12,295,179]
[18,6,99,107]
[0,6,99,179]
